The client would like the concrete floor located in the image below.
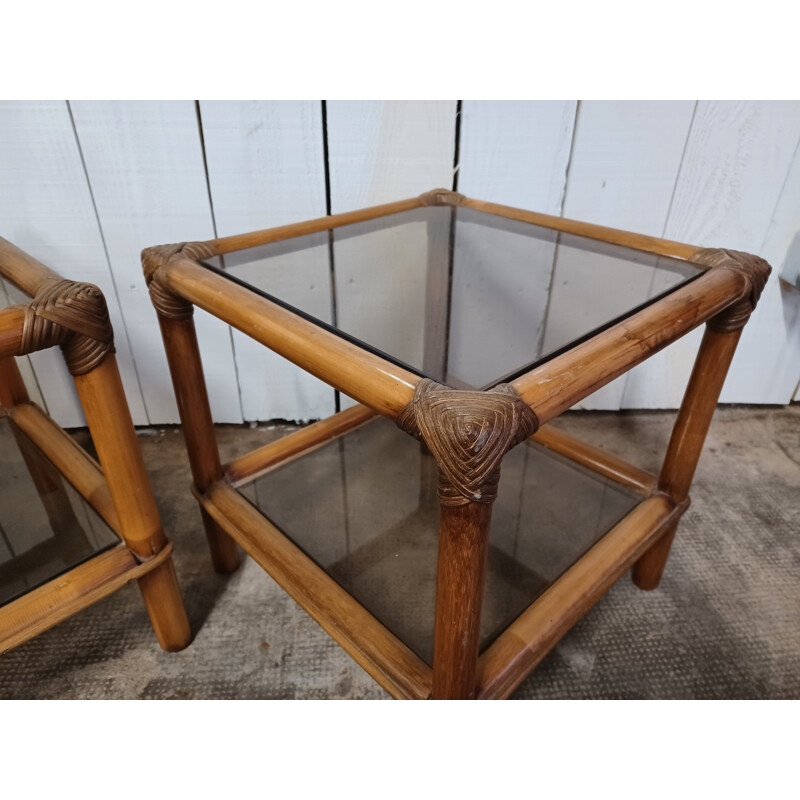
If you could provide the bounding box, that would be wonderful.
[1,405,799,699]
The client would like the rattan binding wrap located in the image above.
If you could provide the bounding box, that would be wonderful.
[142,243,194,321]
[690,248,772,332]
[418,189,465,207]
[143,241,221,321]
[19,279,114,375]
[397,379,539,506]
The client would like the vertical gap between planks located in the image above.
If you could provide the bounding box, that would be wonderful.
[441,102,463,382]
[195,101,221,241]
[452,100,463,191]
[321,100,340,414]
[66,100,150,425]
[658,101,698,243]
[537,100,582,361]
[195,100,246,422]
[443,206,457,384]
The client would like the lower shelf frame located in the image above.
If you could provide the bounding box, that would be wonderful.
[196,468,687,699]
[477,494,688,699]
[197,481,434,700]
[206,401,685,699]
[0,542,175,653]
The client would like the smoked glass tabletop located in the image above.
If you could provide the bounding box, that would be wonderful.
[199,205,700,389]
[0,416,119,607]
[238,417,641,665]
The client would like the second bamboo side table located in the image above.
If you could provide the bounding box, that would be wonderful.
[0,238,191,655]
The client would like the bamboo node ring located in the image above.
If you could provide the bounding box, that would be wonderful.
[396,380,539,506]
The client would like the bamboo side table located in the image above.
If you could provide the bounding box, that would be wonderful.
[0,239,190,654]
[143,189,770,699]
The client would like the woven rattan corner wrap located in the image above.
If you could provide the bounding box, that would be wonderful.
[142,244,194,321]
[396,380,539,506]
[18,279,114,375]
[418,189,466,207]
[690,248,772,332]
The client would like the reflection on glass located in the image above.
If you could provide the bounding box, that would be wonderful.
[201,205,699,390]
[237,418,641,664]
[0,417,119,607]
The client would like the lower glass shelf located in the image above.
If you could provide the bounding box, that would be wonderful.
[0,416,119,607]
[237,416,642,665]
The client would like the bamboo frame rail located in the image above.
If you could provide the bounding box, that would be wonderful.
[224,405,657,496]
[224,403,377,485]
[143,188,770,699]
[477,495,687,699]
[0,242,191,654]
[184,189,706,265]
[511,266,747,424]
[0,357,29,407]
[201,196,424,255]
[531,424,657,495]
[0,542,174,654]
[460,197,703,261]
[160,256,420,417]
[0,306,25,358]
[0,237,63,297]
[8,402,120,531]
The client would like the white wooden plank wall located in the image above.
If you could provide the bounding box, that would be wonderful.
[762,136,800,403]
[0,101,146,427]
[69,100,242,424]
[452,101,576,387]
[622,101,800,408]
[326,101,458,408]
[1,100,799,427]
[326,101,458,212]
[199,100,334,421]
[543,100,696,410]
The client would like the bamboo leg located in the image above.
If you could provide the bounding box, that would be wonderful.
[135,558,192,651]
[432,501,493,699]
[633,326,742,590]
[0,356,29,407]
[73,355,191,651]
[157,313,240,573]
